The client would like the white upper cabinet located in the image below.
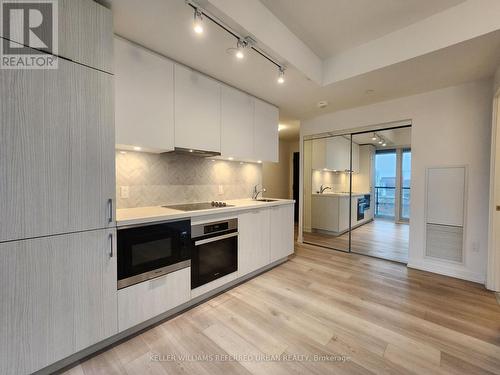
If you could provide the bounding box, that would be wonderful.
[254,98,279,162]
[221,85,254,159]
[312,136,359,172]
[174,64,221,152]
[114,37,174,153]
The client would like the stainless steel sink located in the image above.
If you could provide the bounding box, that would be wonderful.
[256,198,278,202]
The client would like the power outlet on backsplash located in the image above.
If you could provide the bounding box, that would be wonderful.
[120,186,130,199]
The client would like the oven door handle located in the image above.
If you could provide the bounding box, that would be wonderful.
[194,232,239,246]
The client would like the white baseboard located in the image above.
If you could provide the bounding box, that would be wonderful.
[407,260,485,284]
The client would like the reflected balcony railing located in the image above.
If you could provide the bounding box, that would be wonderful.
[375,186,411,219]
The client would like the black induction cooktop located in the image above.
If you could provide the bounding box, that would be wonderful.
[163,201,233,211]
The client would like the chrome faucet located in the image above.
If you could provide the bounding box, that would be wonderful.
[252,184,267,200]
[318,185,332,194]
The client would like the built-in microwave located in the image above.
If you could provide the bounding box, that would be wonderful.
[117,219,192,289]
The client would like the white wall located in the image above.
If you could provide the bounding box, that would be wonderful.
[262,140,291,199]
[300,79,493,283]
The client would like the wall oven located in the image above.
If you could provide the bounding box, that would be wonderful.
[191,218,238,289]
[117,219,192,289]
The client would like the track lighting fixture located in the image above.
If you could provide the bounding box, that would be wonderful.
[378,138,383,144]
[193,8,203,34]
[382,142,387,147]
[371,133,377,141]
[277,66,285,84]
[187,2,286,84]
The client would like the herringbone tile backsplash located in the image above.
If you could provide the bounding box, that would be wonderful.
[116,151,262,208]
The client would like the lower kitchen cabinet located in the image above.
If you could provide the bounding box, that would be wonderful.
[238,208,271,276]
[118,267,191,332]
[0,228,117,375]
[270,204,295,262]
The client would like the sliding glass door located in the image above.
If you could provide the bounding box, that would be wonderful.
[374,150,397,219]
[400,149,411,221]
[302,134,351,252]
[302,126,411,263]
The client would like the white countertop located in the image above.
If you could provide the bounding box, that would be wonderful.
[312,192,370,197]
[116,198,295,227]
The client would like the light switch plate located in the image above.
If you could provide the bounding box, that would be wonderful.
[120,186,130,199]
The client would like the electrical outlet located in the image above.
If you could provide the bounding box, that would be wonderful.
[218,185,224,195]
[120,186,129,199]
[472,241,480,253]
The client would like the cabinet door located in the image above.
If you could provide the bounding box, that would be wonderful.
[351,142,360,173]
[0,229,117,375]
[311,138,327,170]
[221,85,254,159]
[254,99,279,162]
[118,267,190,332]
[0,58,115,242]
[0,0,112,73]
[270,204,294,262]
[174,64,221,152]
[238,209,270,276]
[326,137,351,171]
[339,197,350,232]
[115,37,174,153]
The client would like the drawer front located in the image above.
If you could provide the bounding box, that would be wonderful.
[118,267,191,332]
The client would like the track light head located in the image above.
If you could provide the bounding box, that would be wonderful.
[371,133,377,141]
[277,66,285,84]
[235,39,247,59]
[193,8,203,34]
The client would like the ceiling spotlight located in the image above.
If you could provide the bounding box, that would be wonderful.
[235,39,247,59]
[228,157,234,160]
[133,146,142,151]
[382,142,387,147]
[378,138,383,144]
[193,8,203,34]
[277,66,285,84]
[371,133,377,141]
[257,160,262,164]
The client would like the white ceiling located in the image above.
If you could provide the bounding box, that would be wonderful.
[112,0,500,127]
[352,127,411,148]
[259,0,466,58]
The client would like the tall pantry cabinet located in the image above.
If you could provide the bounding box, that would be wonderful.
[0,1,117,374]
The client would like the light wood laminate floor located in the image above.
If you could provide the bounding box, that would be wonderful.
[303,219,409,263]
[61,243,500,375]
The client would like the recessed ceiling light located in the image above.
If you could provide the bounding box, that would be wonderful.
[133,146,142,151]
[189,149,193,153]
[228,157,234,160]
[257,160,262,164]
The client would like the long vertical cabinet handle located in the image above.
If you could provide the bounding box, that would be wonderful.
[109,232,114,258]
[108,198,113,223]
